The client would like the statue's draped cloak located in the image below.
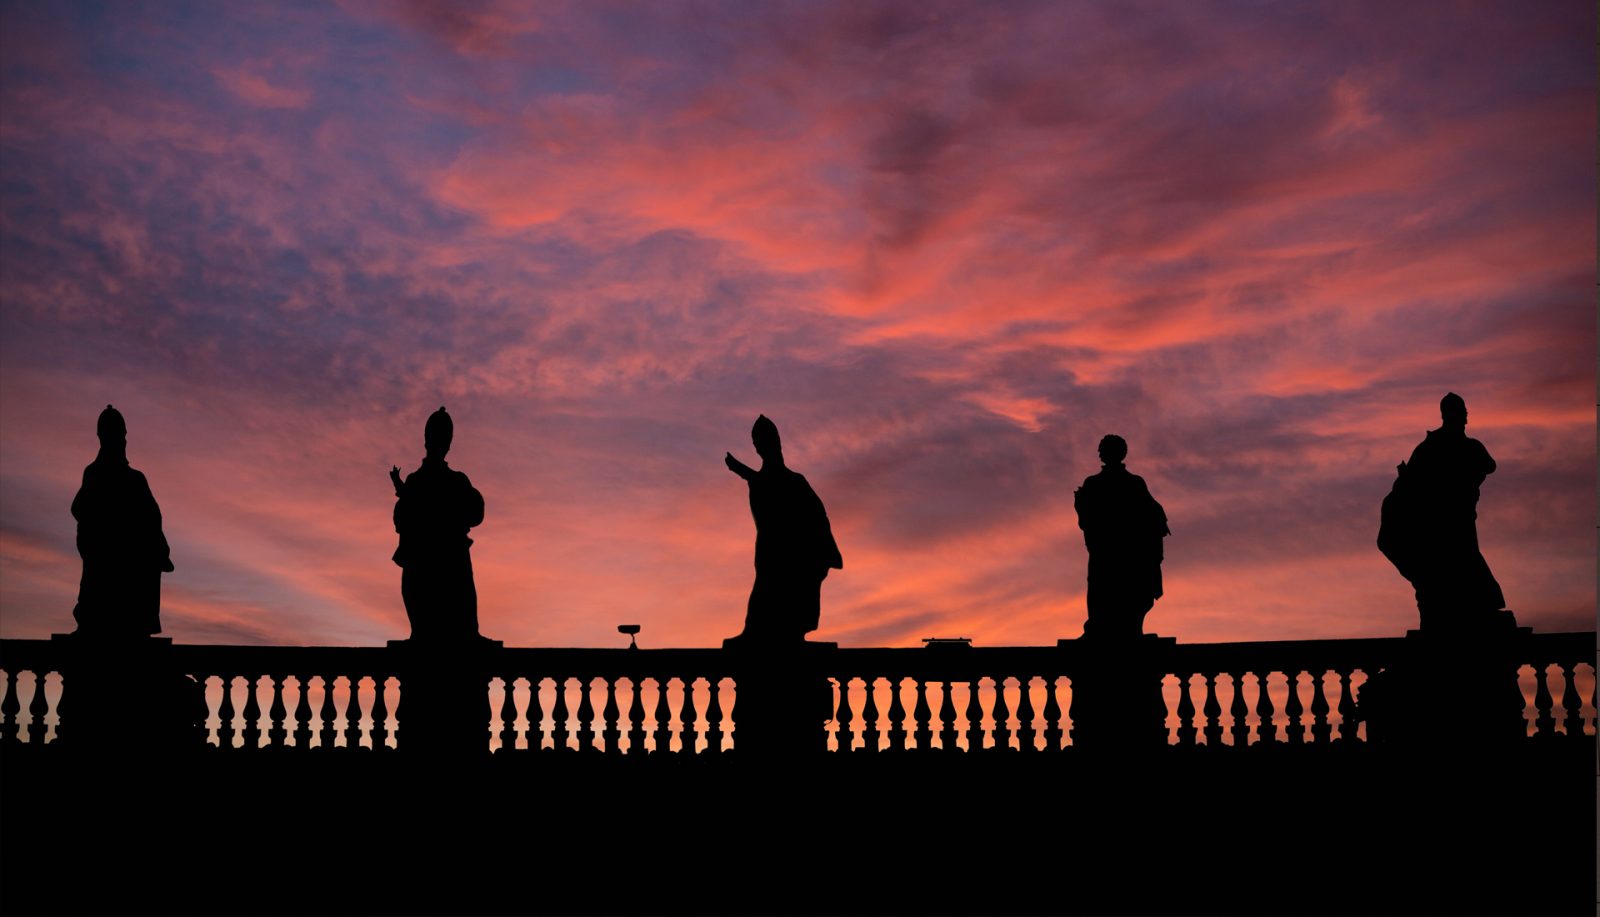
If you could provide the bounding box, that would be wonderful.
[1075,464,1168,634]
[740,465,842,641]
[72,454,172,636]
[394,457,485,640]
[1378,428,1505,625]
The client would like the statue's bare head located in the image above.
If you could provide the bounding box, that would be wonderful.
[1440,392,1467,428]
[1098,434,1128,465]
[752,414,781,462]
[425,406,453,459]
[96,404,126,454]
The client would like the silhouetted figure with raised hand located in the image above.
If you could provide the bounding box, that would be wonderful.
[724,415,842,646]
[71,404,174,638]
[392,406,487,643]
[1378,393,1508,633]
[1074,435,1168,640]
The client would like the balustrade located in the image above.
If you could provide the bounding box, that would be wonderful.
[0,632,1591,758]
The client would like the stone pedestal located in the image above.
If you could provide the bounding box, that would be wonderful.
[1362,615,1529,753]
[721,640,836,756]
[387,638,501,758]
[1059,634,1174,753]
[50,633,204,753]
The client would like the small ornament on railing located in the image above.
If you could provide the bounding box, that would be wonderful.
[617,625,640,650]
[921,637,972,649]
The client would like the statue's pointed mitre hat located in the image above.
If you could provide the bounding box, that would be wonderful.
[96,404,126,439]
[426,405,453,443]
[752,414,780,447]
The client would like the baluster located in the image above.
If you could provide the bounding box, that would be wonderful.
[1175,673,1197,746]
[965,678,985,752]
[371,676,390,751]
[343,676,364,749]
[496,677,518,753]
[1201,673,1223,746]
[551,677,571,751]
[527,677,545,751]
[938,681,958,751]
[835,677,855,753]
[576,677,597,752]
[886,677,908,752]
[480,676,494,753]
[1532,664,1555,737]
[652,678,674,754]
[705,678,725,753]
[293,674,313,748]
[602,678,621,753]
[1284,671,1305,745]
[1042,676,1064,752]
[1309,670,1332,744]
[991,676,1012,751]
[218,674,238,749]
[317,675,338,749]
[1336,669,1358,743]
[1016,676,1037,752]
[680,677,700,754]
[912,679,932,750]
[1,669,20,745]
[626,677,646,754]
[1062,677,1075,748]
[1252,672,1275,745]
[241,675,263,750]
[1229,672,1250,747]
[267,673,288,747]
[390,677,401,751]
[25,671,49,744]
[1560,663,1584,736]
[53,673,66,745]
[860,677,881,752]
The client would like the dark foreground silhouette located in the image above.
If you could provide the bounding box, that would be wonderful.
[71,405,173,638]
[1075,434,1169,640]
[392,407,487,643]
[5,399,1592,914]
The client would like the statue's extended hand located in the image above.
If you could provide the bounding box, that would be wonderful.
[724,452,738,470]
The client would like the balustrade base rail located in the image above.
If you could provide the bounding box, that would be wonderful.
[2,741,1593,915]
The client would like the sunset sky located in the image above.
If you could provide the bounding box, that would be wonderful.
[0,0,1593,648]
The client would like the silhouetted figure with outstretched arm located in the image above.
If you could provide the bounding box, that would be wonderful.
[392,407,487,642]
[1074,435,1168,639]
[1378,392,1508,632]
[70,405,174,638]
[724,415,842,646]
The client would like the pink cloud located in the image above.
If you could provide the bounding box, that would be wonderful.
[212,67,312,109]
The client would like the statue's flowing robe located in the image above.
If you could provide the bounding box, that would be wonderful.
[72,454,172,637]
[1378,428,1504,628]
[737,465,842,643]
[394,458,485,641]
[1075,465,1168,637]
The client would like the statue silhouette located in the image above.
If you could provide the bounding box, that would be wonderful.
[723,415,842,646]
[1378,393,1508,631]
[392,407,487,642]
[1074,435,1169,639]
[70,405,173,637]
